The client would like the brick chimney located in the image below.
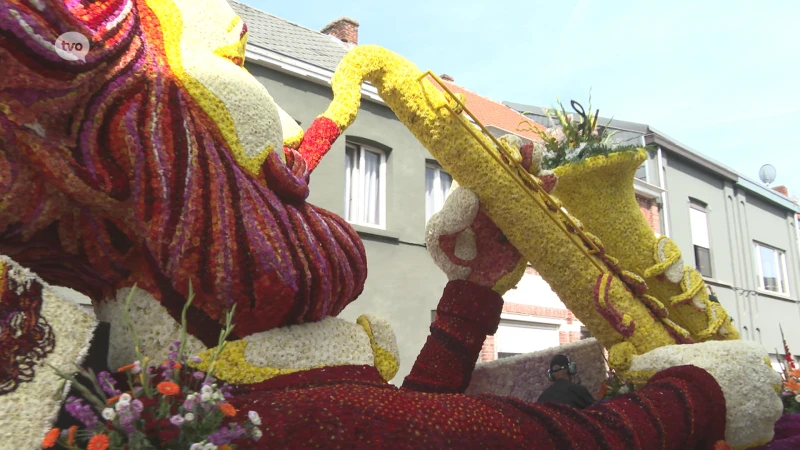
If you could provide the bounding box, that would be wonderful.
[321,17,359,46]
[773,185,789,197]
[440,74,454,82]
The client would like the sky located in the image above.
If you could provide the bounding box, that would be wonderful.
[245,0,800,197]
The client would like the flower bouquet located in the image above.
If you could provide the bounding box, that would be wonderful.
[596,365,636,401]
[43,285,262,449]
[781,367,800,415]
[517,95,642,170]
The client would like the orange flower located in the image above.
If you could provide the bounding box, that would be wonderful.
[219,403,237,417]
[106,394,121,406]
[786,377,800,394]
[87,434,110,450]
[117,363,138,373]
[173,362,182,370]
[67,426,78,445]
[713,440,733,450]
[219,446,233,450]
[596,382,608,398]
[42,428,60,448]
[157,381,181,396]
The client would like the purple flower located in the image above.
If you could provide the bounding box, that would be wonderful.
[207,424,247,446]
[97,371,121,397]
[193,371,204,380]
[183,395,197,410]
[65,397,99,428]
[169,414,185,426]
[189,356,203,363]
[131,399,144,413]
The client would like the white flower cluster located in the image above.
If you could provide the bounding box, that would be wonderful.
[95,287,207,370]
[0,256,96,450]
[243,316,374,369]
[629,340,783,449]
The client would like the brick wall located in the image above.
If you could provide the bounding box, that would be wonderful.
[636,194,661,234]
[480,335,495,362]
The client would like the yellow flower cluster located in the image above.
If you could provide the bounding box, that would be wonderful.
[322,45,687,370]
[552,150,739,343]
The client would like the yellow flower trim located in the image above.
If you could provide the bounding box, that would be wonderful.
[551,150,738,342]
[192,341,298,385]
[643,236,683,282]
[322,45,680,362]
[190,316,400,384]
[146,0,283,174]
[356,316,399,382]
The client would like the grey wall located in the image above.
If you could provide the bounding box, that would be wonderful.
[247,63,447,381]
[662,152,800,353]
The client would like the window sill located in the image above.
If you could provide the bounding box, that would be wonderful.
[350,223,400,243]
[754,289,795,302]
[702,277,734,289]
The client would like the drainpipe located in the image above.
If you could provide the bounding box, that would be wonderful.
[655,143,671,237]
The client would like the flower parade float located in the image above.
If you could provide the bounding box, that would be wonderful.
[0,0,790,448]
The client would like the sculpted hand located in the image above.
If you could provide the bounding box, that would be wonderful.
[425,185,527,294]
[628,340,783,449]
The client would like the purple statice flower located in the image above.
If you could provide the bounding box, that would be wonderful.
[189,355,203,364]
[65,397,99,428]
[97,371,121,397]
[192,371,205,380]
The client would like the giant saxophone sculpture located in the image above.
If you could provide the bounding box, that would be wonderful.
[299,45,738,373]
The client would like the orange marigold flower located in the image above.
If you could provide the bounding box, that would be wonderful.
[219,403,237,417]
[157,381,181,396]
[87,433,110,450]
[173,362,182,370]
[117,363,138,373]
[67,426,78,445]
[42,428,60,448]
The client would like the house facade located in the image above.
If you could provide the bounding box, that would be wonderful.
[507,102,800,367]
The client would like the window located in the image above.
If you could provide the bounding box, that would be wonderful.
[345,143,386,228]
[425,163,453,223]
[689,201,712,277]
[754,242,789,294]
[634,160,648,181]
[494,320,559,358]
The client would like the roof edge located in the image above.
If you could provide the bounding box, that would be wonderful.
[243,44,386,106]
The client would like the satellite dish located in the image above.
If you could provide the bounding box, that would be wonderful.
[759,164,777,186]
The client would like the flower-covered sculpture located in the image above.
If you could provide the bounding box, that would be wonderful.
[0,0,785,448]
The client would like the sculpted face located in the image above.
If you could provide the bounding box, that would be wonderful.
[144,0,302,174]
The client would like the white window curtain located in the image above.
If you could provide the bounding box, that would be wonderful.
[425,165,453,223]
[362,150,381,225]
[344,143,384,227]
[756,243,788,294]
[689,207,710,248]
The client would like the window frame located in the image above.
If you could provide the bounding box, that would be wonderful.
[344,142,387,229]
[424,162,453,224]
[634,157,649,183]
[753,241,790,296]
[688,200,713,278]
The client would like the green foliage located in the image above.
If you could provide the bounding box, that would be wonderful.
[518,94,643,170]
